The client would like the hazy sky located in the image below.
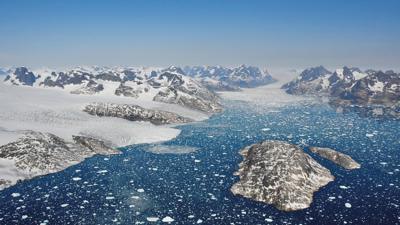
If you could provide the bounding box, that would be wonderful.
[0,0,399,69]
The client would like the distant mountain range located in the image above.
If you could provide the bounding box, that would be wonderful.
[184,65,275,91]
[282,66,400,118]
[282,66,399,105]
[3,65,274,113]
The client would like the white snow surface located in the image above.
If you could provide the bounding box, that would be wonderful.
[0,82,208,147]
[219,69,310,107]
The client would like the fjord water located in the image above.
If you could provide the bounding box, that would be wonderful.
[0,101,399,225]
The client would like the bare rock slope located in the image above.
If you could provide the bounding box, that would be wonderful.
[231,140,334,211]
[0,131,119,190]
[310,147,361,170]
[83,102,193,125]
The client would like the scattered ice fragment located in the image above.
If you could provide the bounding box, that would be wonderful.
[146,217,159,222]
[339,185,349,189]
[197,219,203,224]
[366,133,374,137]
[265,218,273,222]
[72,177,82,181]
[11,193,20,198]
[137,188,145,193]
[188,215,195,219]
[105,196,115,200]
[345,203,352,208]
[21,215,28,220]
[60,204,69,208]
[261,128,271,131]
[194,159,201,163]
[162,216,174,223]
[97,170,108,174]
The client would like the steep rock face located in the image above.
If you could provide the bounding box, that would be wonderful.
[281,66,333,95]
[4,67,37,86]
[309,147,361,170]
[150,69,222,112]
[231,140,334,211]
[0,131,119,190]
[339,71,400,105]
[83,102,193,125]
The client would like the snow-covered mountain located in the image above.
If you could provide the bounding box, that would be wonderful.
[282,66,399,106]
[184,65,275,91]
[3,66,222,113]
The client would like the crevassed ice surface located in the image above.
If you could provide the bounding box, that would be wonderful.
[0,101,399,225]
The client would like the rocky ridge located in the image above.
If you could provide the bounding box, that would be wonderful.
[310,147,361,170]
[83,102,193,125]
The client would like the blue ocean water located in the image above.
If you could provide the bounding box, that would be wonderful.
[0,102,399,225]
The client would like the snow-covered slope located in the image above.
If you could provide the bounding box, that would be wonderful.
[0,81,209,147]
[0,67,215,190]
[3,66,222,113]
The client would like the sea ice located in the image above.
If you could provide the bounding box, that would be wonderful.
[162,216,174,223]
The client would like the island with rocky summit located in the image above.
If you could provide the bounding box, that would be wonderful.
[0,131,120,190]
[309,147,361,170]
[231,140,334,211]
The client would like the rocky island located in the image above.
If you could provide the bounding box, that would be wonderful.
[309,147,361,170]
[0,131,120,190]
[231,140,334,211]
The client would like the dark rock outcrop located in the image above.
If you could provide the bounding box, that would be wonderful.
[4,67,37,86]
[231,140,334,211]
[83,102,193,125]
[309,147,360,170]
